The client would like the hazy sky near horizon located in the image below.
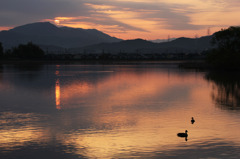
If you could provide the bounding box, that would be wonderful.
[1,0,240,39]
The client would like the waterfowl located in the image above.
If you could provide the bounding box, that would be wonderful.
[191,117,195,124]
[177,130,188,137]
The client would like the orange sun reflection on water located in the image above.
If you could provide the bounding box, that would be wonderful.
[55,79,61,110]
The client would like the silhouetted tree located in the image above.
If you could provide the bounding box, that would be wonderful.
[206,26,240,69]
[0,42,3,58]
[211,26,240,51]
[11,42,45,59]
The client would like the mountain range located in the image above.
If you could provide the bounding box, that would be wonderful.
[0,22,214,54]
[72,36,213,54]
[0,22,121,50]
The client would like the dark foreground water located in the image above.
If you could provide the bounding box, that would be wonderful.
[0,62,240,159]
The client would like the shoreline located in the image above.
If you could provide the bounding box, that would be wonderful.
[1,59,240,71]
[0,59,192,65]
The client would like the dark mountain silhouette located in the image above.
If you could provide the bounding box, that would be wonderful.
[0,22,214,55]
[0,22,122,50]
[157,36,213,52]
[70,36,213,54]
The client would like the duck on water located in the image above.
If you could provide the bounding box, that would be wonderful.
[177,130,188,137]
[191,117,195,124]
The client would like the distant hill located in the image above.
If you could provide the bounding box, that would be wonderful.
[150,38,176,43]
[70,36,213,54]
[157,36,213,53]
[70,39,155,54]
[0,22,122,51]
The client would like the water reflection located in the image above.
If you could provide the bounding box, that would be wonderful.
[0,112,47,151]
[56,69,200,110]
[1,63,240,158]
[206,71,240,110]
[55,79,61,110]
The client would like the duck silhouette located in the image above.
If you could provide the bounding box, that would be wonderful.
[177,130,188,137]
[191,117,195,124]
[177,130,188,141]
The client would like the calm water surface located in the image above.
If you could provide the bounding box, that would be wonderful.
[0,62,240,159]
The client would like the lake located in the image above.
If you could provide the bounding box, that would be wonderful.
[0,62,240,159]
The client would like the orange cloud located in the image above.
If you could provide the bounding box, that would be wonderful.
[40,0,240,40]
[0,26,12,31]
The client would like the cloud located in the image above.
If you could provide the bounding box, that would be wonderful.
[0,0,239,39]
[58,15,148,32]
[84,0,205,30]
[0,0,205,31]
[0,0,88,26]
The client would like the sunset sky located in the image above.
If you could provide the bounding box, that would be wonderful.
[1,0,240,40]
